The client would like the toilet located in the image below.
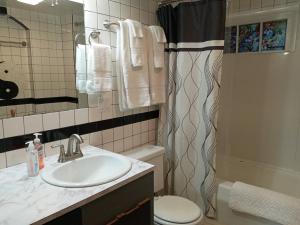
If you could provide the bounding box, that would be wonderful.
[122,145,204,225]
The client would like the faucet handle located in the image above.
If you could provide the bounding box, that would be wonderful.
[51,144,66,163]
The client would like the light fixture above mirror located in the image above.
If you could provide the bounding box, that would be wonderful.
[17,0,44,5]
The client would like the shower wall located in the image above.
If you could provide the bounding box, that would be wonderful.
[218,0,300,173]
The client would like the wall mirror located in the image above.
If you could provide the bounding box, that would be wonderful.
[0,0,87,119]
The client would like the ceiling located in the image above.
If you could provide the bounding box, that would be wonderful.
[1,0,83,16]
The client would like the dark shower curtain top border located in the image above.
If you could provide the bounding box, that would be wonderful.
[157,0,226,51]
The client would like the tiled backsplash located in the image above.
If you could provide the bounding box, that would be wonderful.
[0,0,160,169]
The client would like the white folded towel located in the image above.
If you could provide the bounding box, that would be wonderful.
[229,182,300,225]
[86,43,112,93]
[149,26,166,68]
[76,44,87,93]
[117,21,150,111]
[126,19,145,67]
[127,19,144,38]
[145,27,166,105]
[87,43,111,75]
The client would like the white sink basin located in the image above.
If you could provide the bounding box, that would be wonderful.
[41,152,132,188]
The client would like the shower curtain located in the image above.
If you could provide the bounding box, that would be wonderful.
[157,0,226,218]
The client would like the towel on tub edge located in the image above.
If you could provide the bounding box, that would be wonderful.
[229,181,300,225]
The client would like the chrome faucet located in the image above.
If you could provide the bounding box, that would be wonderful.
[52,134,84,163]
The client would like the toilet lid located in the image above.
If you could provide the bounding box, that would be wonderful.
[154,196,202,224]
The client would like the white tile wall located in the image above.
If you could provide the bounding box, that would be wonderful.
[43,112,60,130]
[229,0,300,13]
[59,110,75,127]
[24,114,43,134]
[0,0,159,169]
[3,117,24,138]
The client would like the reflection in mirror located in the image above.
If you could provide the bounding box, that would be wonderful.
[0,0,87,119]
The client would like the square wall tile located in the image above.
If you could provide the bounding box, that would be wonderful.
[85,11,98,29]
[0,153,6,169]
[60,110,75,127]
[24,114,43,134]
[114,139,124,153]
[110,1,121,18]
[123,124,132,138]
[133,133,141,147]
[3,117,24,138]
[141,120,148,132]
[113,126,123,140]
[75,108,89,125]
[124,136,133,150]
[141,132,148,144]
[97,0,109,15]
[84,0,97,12]
[90,131,102,146]
[103,141,113,151]
[43,112,60,131]
[89,107,102,122]
[132,122,141,135]
[6,148,27,167]
[0,120,3,138]
[103,128,113,143]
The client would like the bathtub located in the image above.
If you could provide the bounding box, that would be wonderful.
[215,155,300,225]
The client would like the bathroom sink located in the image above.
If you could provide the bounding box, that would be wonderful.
[41,152,132,188]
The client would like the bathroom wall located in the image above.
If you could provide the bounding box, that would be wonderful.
[218,0,300,173]
[0,0,159,169]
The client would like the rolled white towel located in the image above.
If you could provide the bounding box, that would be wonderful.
[229,182,300,225]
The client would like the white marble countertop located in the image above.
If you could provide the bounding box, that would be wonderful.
[0,145,154,225]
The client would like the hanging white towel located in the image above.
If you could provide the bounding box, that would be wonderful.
[149,26,167,68]
[127,19,144,38]
[126,19,145,68]
[75,44,87,93]
[229,182,300,225]
[117,21,150,111]
[146,27,166,105]
[86,43,112,93]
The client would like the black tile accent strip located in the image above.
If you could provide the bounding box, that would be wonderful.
[0,110,159,153]
[0,97,79,106]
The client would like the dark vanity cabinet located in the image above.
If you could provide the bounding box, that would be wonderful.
[45,172,154,225]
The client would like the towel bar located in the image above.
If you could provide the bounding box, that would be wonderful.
[103,19,120,29]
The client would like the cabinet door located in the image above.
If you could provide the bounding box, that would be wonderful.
[107,198,152,225]
[81,172,154,225]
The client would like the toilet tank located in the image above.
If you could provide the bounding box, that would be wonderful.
[122,145,165,193]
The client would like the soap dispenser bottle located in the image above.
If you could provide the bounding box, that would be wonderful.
[33,133,44,169]
[25,141,39,177]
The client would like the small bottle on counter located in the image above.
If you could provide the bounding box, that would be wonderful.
[25,141,39,177]
[33,133,44,170]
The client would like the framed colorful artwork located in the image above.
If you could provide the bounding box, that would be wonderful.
[238,23,260,53]
[224,26,237,53]
[262,19,287,51]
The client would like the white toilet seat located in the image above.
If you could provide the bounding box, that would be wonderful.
[154,195,203,225]
[154,215,203,225]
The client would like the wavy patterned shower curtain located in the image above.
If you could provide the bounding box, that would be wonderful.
[157,0,226,218]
